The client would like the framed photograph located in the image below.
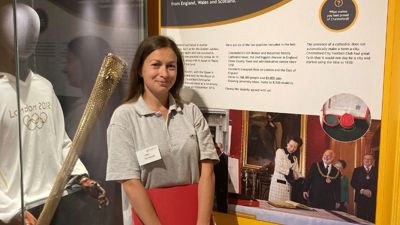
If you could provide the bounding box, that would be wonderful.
[242,111,307,170]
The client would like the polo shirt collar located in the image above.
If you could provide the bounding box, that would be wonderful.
[168,94,183,113]
[134,94,182,116]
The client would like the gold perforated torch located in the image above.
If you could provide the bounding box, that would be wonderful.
[36,53,127,225]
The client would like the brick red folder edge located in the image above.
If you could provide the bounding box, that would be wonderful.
[132,184,199,225]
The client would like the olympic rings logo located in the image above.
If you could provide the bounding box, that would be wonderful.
[23,112,48,130]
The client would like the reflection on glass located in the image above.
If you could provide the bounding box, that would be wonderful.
[1,1,145,225]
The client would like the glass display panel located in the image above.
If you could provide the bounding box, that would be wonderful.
[0,0,145,224]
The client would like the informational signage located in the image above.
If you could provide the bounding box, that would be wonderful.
[162,0,388,119]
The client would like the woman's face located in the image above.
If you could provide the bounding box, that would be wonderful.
[287,140,299,154]
[141,47,177,97]
[65,51,83,88]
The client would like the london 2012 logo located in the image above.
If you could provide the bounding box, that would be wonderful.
[23,112,48,130]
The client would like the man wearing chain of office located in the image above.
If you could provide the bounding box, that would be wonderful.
[302,149,341,210]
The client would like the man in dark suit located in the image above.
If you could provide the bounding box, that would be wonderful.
[302,149,341,210]
[351,153,378,223]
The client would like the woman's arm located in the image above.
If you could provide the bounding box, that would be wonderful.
[292,157,301,180]
[122,179,161,225]
[197,160,215,225]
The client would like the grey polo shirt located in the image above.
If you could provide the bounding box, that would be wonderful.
[106,95,219,188]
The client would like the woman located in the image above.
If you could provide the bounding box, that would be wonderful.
[106,35,219,225]
[334,159,349,212]
[268,135,303,202]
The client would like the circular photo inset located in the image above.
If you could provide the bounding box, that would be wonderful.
[319,0,358,32]
[320,93,371,142]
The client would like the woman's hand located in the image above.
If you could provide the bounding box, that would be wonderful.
[123,179,162,225]
[303,191,309,199]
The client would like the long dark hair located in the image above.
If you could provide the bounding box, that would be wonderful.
[286,134,303,149]
[124,35,184,103]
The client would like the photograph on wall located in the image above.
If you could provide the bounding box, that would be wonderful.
[228,110,380,224]
[243,112,301,168]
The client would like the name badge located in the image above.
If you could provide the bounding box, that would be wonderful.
[136,145,162,166]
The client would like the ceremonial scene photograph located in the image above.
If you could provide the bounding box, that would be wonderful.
[228,110,380,224]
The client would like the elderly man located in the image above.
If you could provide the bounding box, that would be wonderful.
[302,149,341,210]
[351,153,378,222]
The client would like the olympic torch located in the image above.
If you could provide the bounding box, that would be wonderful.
[36,53,127,225]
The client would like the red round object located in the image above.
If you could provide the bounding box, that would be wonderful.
[340,113,355,129]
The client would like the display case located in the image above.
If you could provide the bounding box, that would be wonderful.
[0,1,145,224]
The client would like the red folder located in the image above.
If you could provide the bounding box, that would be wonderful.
[132,184,199,225]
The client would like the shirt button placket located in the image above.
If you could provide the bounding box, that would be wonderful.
[159,111,173,152]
